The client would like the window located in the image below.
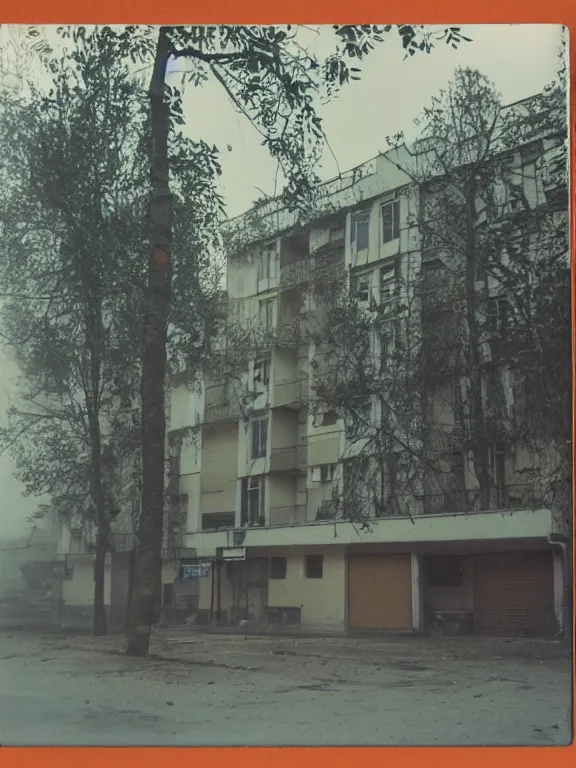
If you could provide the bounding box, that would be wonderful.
[330,225,345,242]
[489,442,506,487]
[162,583,174,607]
[381,199,400,243]
[321,464,337,483]
[345,397,373,439]
[444,451,465,492]
[378,321,398,369]
[259,299,275,331]
[511,369,528,421]
[201,512,236,531]
[259,242,277,281]
[253,359,270,390]
[379,261,399,305]
[426,556,464,587]
[311,464,336,483]
[305,555,324,579]
[351,210,370,251]
[312,408,338,428]
[241,476,265,527]
[486,297,509,339]
[352,272,372,303]
[270,557,287,580]
[251,417,268,459]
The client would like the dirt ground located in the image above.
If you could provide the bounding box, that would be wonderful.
[0,629,572,746]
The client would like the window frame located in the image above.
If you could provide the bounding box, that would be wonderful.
[259,298,275,331]
[253,358,271,390]
[241,475,265,527]
[381,198,400,244]
[351,210,371,252]
[270,557,287,580]
[304,554,324,579]
[351,270,373,303]
[251,417,268,459]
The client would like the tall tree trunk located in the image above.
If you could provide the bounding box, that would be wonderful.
[127,26,173,657]
[464,176,491,506]
[93,517,110,635]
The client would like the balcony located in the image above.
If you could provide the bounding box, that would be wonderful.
[280,259,310,289]
[269,505,306,526]
[273,377,308,408]
[204,399,241,425]
[421,484,539,516]
[201,512,236,531]
[270,444,307,473]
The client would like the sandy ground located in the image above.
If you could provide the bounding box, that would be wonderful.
[0,629,572,746]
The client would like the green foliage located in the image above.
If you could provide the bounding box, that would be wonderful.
[0,28,224,529]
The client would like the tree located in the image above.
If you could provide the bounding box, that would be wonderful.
[120,23,472,656]
[312,63,569,535]
[12,23,470,654]
[0,28,224,635]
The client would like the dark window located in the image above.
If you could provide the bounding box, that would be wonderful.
[270,557,287,580]
[254,359,270,389]
[251,418,268,459]
[352,211,370,251]
[162,583,174,607]
[489,442,507,487]
[426,556,464,587]
[321,409,338,427]
[305,554,324,579]
[201,512,236,531]
[381,199,400,243]
[241,476,265,527]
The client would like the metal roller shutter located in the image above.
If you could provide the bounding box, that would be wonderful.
[474,552,555,638]
[348,554,412,629]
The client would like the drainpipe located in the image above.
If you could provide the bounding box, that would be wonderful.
[209,559,216,625]
[547,534,572,645]
[216,558,222,625]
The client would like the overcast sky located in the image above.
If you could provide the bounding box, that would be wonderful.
[0,23,566,540]
[168,24,565,218]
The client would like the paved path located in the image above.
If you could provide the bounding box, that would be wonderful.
[0,631,571,746]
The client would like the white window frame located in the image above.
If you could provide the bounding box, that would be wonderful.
[351,209,370,252]
[351,270,373,304]
[253,358,271,392]
[379,261,400,305]
[251,417,268,459]
[242,475,265,527]
[380,198,400,243]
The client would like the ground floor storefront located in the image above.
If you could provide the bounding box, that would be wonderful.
[171,540,567,639]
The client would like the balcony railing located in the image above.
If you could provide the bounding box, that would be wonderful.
[204,399,241,424]
[273,377,308,408]
[270,444,308,473]
[421,484,540,516]
[201,512,236,531]
[269,505,307,526]
[280,259,310,289]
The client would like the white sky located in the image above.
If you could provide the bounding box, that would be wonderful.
[0,23,566,540]
[168,24,565,217]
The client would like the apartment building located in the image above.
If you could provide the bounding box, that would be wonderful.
[168,101,570,638]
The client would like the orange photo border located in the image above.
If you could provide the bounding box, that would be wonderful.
[0,1,574,766]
